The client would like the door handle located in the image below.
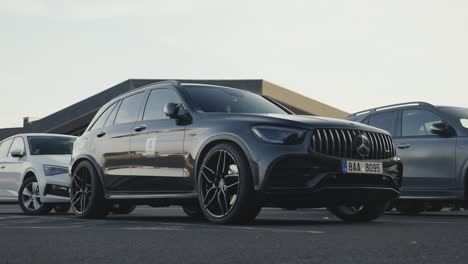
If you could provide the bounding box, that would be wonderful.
[397,144,411,149]
[0,165,5,169]
[134,125,147,132]
[97,132,106,138]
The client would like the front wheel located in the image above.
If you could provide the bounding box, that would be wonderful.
[197,143,260,224]
[18,177,51,215]
[329,202,387,222]
[70,160,110,219]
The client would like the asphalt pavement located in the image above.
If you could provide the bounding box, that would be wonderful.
[0,205,467,264]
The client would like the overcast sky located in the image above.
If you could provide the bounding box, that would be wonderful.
[1,0,467,128]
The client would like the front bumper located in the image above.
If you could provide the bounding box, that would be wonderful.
[38,173,70,204]
[259,153,402,207]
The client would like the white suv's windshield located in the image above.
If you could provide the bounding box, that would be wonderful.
[28,136,76,155]
[438,107,468,129]
[184,85,289,114]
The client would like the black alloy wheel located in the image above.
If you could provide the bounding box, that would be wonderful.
[70,160,110,219]
[198,143,261,224]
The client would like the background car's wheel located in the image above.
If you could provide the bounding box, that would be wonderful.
[329,201,387,222]
[54,204,71,214]
[70,160,110,219]
[18,177,51,215]
[396,201,425,215]
[110,204,136,215]
[197,143,260,224]
[182,204,205,219]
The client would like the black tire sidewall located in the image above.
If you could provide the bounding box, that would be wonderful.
[71,160,109,219]
[197,143,257,224]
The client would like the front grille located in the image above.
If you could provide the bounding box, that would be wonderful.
[311,128,396,160]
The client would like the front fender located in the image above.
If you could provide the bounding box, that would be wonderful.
[194,133,260,187]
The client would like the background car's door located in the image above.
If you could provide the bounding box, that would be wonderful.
[4,136,27,197]
[394,108,457,192]
[90,92,147,192]
[0,138,14,202]
[130,88,190,193]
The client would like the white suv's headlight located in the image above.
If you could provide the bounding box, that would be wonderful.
[43,165,68,176]
[252,126,306,144]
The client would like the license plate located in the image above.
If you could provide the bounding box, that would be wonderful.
[342,160,383,174]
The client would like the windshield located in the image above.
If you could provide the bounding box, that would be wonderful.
[184,85,289,114]
[28,136,76,155]
[438,107,468,129]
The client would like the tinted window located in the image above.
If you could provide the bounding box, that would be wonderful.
[8,137,25,157]
[402,109,442,137]
[185,85,289,114]
[104,101,120,127]
[143,89,181,120]
[368,111,397,135]
[28,136,76,155]
[90,103,117,131]
[438,107,468,130]
[0,139,13,158]
[114,92,146,125]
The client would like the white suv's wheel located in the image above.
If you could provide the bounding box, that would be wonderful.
[18,177,51,215]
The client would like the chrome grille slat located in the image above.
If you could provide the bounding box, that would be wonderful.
[311,128,396,160]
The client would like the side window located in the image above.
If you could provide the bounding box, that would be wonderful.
[0,139,13,158]
[8,137,25,157]
[114,92,146,125]
[402,109,442,137]
[368,111,397,136]
[143,89,181,121]
[104,101,120,127]
[89,102,117,131]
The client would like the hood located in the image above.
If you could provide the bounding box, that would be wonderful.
[28,155,72,167]
[205,113,389,134]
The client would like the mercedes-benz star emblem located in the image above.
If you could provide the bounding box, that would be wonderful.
[353,134,371,158]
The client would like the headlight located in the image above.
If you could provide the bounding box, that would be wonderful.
[43,165,68,176]
[252,126,306,144]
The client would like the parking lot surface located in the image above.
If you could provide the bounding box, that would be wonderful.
[0,205,467,264]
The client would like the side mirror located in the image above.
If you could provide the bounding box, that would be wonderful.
[164,102,181,119]
[10,149,25,158]
[431,122,452,137]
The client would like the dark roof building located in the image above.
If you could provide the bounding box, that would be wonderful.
[0,79,348,140]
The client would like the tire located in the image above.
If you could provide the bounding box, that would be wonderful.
[110,204,136,215]
[54,204,71,213]
[182,204,205,219]
[197,143,260,224]
[329,202,387,223]
[70,160,110,219]
[396,202,425,215]
[18,177,51,215]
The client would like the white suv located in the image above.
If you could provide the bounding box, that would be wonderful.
[0,133,77,215]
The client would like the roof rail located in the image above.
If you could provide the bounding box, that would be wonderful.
[347,101,434,117]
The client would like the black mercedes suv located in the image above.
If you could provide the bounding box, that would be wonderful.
[69,81,402,224]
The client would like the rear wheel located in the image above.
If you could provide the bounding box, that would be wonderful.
[70,160,110,219]
[329,201,387,222]
[197,143,260,224]
[18,177,51,215]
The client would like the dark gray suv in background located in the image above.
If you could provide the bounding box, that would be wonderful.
[348,102,468,214]
[70,81,402,224]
